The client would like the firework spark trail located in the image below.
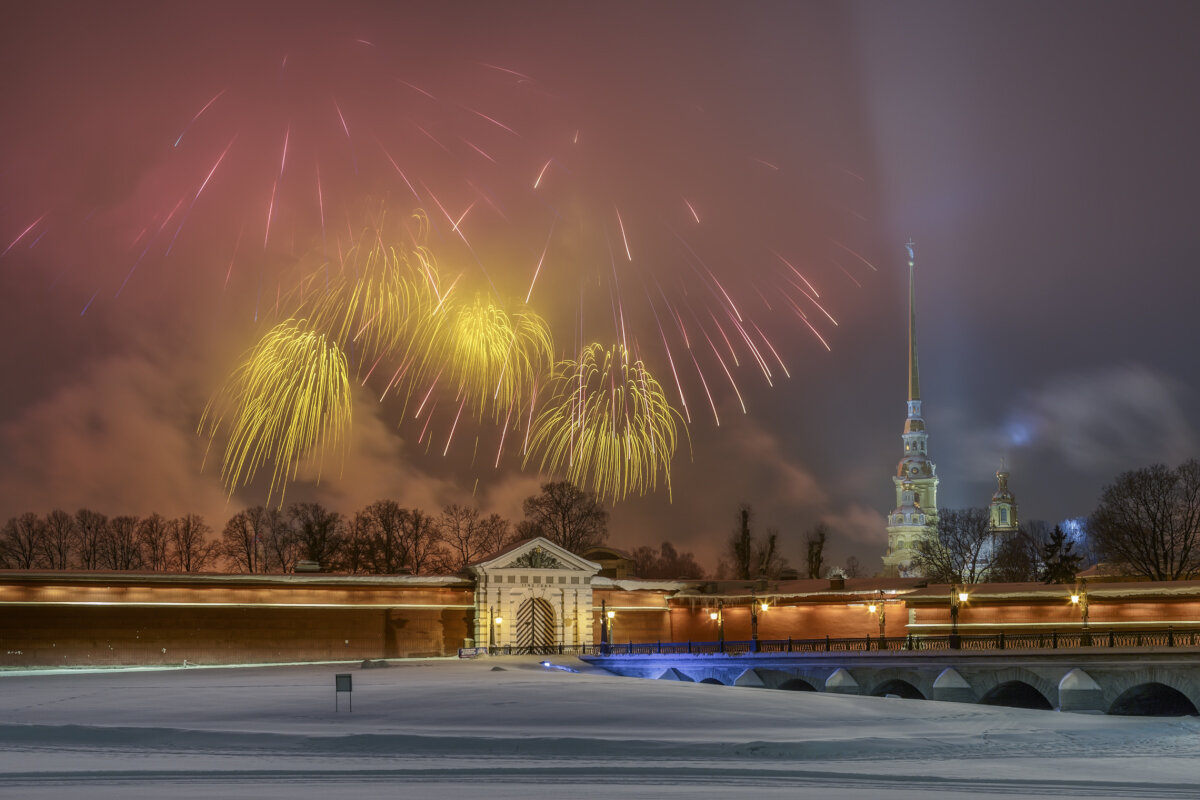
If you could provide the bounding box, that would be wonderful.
[199,318,352,505]
[460,138,497,164]
[224,225,245,290]
[173,89,226,147]
[683,198,701,224]
[333,98,358,174]
[783,277,839,326]
[444,396,467,456]
[701,304,740,367]
[397,78,436,100]
[725,309,773,385]
[479,62,534,81]
[646,289,691,423]
[525,344,680,503]
[832,239,878,271]
[614,207,632,261]
[780,291,834,351]
[463,106,521,137]
[751,320,791,379]
[2,215,47,257]
[772,249,821,297]
[376,141,422,202]
[701,326,747,414]
[117,196,185,297]
[167,137,237,256]
[831,256,864,288]
[533,159,553,189]
[263,180,279,248]
[524,221,555,304]
[672,230,744,321]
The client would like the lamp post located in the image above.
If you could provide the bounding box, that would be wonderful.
[1071,579,1090,645]
[709,601,725,651]
[750,589,759,645]
[490,606,503,651]
[600,599,609,653]
[867,590,886,640]
[949,586,968,649]
[607,608,616,647]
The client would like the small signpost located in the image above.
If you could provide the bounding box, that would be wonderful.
[335,673,352,712]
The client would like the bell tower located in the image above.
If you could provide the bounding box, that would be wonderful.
[882,241,940,576]
[989,468,1019,535]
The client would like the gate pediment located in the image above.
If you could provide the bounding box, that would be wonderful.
[472,537,601,576]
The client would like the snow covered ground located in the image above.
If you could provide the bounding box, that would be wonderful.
[2,656,1198,799]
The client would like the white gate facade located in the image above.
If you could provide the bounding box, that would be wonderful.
[469,538,601,650]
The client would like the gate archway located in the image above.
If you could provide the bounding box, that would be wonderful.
[517,596,557,653]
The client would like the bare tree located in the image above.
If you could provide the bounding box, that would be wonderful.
[843,555,863,578]
[137,513,173,571]
[258,507,296,572]
[1090,460,1200,580]
[42,509,77,569]
[1,513,46,568]
[630,541,706,579]
[520,481,608,555]
[755,527,789,579]
[398,508,442,574]
[727,504,754,579]
[805,523,829,579]
[360,499,407,574]
[911,507,993,583]
[288,502,343,568]
[438,504,507,573]
[339,510,374,574]
[170,513,217,572]
[101,515,143,570]
[75,509,107,570]
[989,527,1045,583]
[220,507,270,573]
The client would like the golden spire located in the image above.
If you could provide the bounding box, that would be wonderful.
[906,240,920,403]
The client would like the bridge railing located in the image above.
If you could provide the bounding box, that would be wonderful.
[460,628,1200,658]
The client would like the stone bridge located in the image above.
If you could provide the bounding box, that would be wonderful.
[582,648,1200,715]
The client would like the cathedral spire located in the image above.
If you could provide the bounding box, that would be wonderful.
[906,240,920,403]
[884,240,939,577]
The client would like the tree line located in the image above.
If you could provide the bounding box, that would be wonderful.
[0,481,619,576]
[913,459,1200,584]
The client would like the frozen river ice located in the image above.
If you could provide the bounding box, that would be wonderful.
[1,656,1198,798]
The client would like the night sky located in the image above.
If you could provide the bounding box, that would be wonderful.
[2,1,1198,573]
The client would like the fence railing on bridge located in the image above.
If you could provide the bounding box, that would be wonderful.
[461,628,1200,658]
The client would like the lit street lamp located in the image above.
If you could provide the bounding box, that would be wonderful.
[709,600,725,650]
[1071,579,1090,645]
[867,590,886,640]
[949,586,968,649]
[600,599,610,653]
[489,606,502,651]
[749,589,761,645]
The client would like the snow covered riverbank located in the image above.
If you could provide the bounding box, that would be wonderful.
[2,657,1198,798]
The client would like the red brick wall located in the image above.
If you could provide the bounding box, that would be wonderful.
[0,576,475,666]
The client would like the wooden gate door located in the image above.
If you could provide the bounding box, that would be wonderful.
[516,597,557,653]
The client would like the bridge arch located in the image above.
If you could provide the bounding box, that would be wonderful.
[778,677,818,691]
[699,677,726,685]
[870,678,925,699]
[969,667,1057,710]
[1109,683,1199,716]
[1100,667,1200,717]
[980,680,1053,710]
